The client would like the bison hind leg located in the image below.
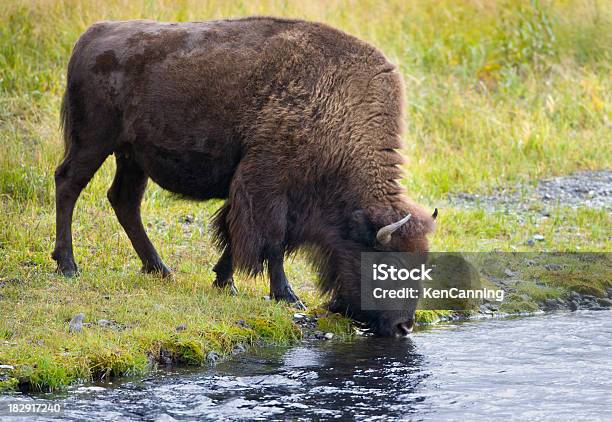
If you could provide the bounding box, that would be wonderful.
[107,153,171,277]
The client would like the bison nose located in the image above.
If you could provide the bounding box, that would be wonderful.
[396,320,414,337]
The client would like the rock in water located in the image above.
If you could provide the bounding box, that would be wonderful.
[69,313,85,334]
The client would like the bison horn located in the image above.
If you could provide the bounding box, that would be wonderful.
[376,214,411,245]
[432,208,438,220]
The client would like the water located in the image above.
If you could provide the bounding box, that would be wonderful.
[2,311,610,421]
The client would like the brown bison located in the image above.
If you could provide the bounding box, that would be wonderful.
[52,17,436,337]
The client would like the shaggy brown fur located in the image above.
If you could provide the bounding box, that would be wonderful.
[53,17,435,336]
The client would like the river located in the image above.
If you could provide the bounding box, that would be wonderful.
[2,310,610,421]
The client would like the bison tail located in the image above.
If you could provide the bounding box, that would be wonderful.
[59,89,72,158]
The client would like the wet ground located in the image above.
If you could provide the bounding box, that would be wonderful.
[2,310,610,421]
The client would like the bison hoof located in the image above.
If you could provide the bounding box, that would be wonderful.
[56,262,79,277]
[141,262,172,277]
[272,287,306,310]
[213,277,238,295]
[52,252,79,277]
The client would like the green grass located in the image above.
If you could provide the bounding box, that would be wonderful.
[1,0,611,391]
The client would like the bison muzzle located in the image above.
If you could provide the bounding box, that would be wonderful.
[52,17,436,337]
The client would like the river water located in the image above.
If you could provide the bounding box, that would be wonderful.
[2,310,610,421]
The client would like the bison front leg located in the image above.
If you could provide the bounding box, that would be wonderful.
[226,160,304,309]
[268,247,306,310]
[212,247,238,295]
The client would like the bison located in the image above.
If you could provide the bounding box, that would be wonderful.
[52,17,436,337]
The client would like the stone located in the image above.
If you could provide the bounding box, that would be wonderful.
[504,269,517,277]
[232,343,247,354]
[596,298,612,307]
[0,365,14,370]
[544,263,562,271]
[533,234,545,241]
[324,332,334,340]
[69,313,85,334]
[206,351,220,363]
[175,324,187,332]
[293,313,307,320]
[544,299,559,310]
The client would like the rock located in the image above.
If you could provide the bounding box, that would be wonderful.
[544,263,562,271]
[524,259,537,266]
[503,269,517,277]
[608,288,612,299]
[596,298,612,307]
[97,319,112,328]
[533,234,545,241]
[526,239,535,246]
[544,299,559,310]
[175,324,187,332]
[568,300,579,311]
[324,332,334,340]
[236,319,248,328]
[293,313,307,320]
[569,291,581,301]
[232,343,247,354]
[263,296,271,301]
[181,214,195,224]
[0,365,14,370]
[479,304,493,314]
[69,313,85,334]
[206,351,220,363]
[314,331,325,339]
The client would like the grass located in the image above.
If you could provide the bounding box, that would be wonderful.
[1,0,611,391]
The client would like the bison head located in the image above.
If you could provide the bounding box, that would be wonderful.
[325,204,437,337]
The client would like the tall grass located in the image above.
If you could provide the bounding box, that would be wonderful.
[0,0,610,202]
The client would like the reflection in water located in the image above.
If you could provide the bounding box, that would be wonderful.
[1,311,610,421]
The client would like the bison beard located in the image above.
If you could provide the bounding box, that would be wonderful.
[52,17,435,337]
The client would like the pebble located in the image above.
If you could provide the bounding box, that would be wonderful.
[232,343,247,354]
[569,291,581,300]
[526,239,535,246]
[503,269,517,277]
[0,365,14,370]
[69,313,85,334]
[175,324,187,332]
[98,319,112,328]
[597,298,612,307]
[324,332,334,340]
[533,234,545,241]
[206,351,220,363]
[293,313,307,320]
[544,299,559,310]
[544,263,562,271]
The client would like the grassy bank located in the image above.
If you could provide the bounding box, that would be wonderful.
[1,0,611,391]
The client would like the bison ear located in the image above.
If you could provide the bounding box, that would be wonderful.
[350,210,376,245]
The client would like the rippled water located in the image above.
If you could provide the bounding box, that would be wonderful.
[2,310,611,421]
